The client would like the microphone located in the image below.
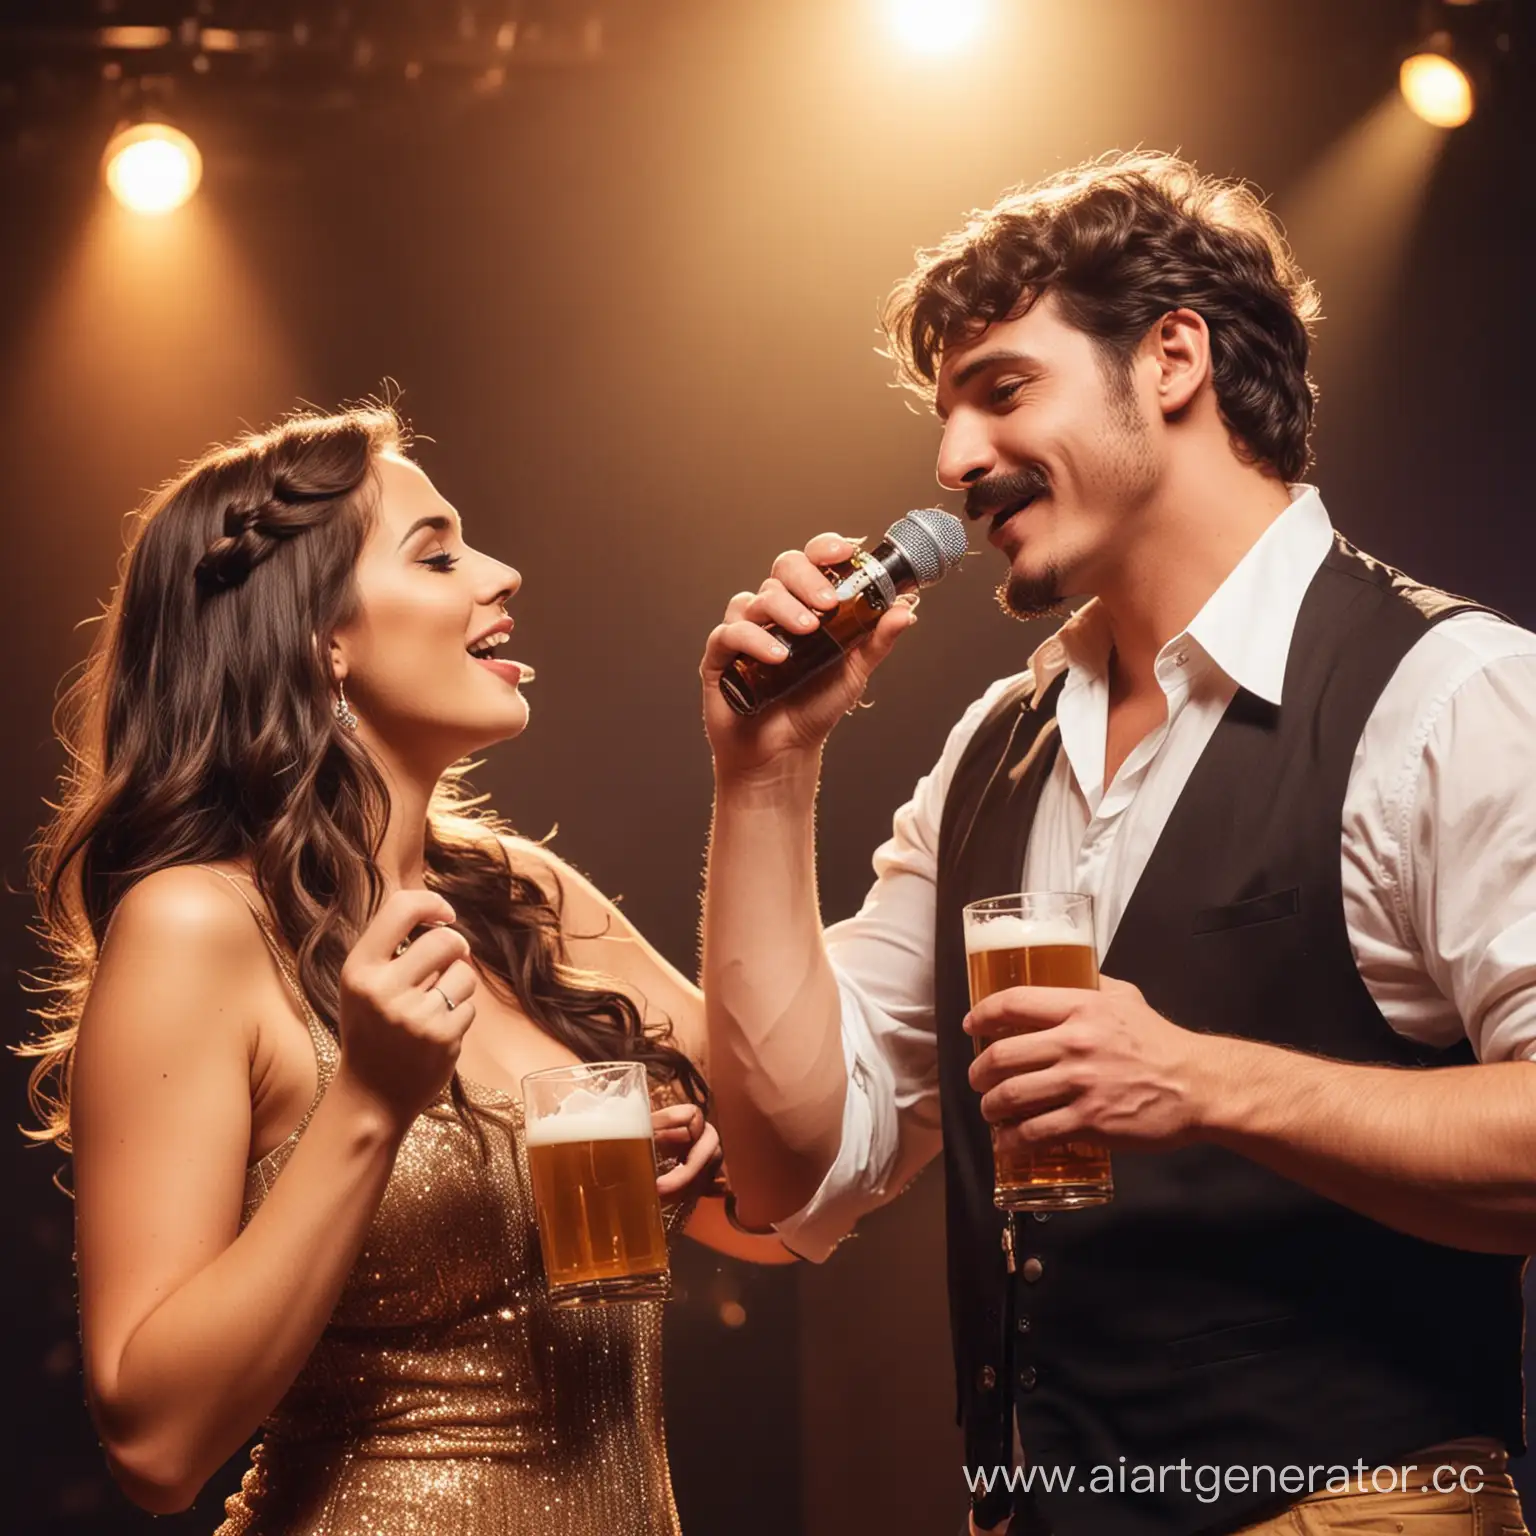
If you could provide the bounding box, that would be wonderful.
[719,507,968,717]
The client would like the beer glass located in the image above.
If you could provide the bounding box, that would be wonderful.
[963,892,1113,1211]
[522,1062,669,1307]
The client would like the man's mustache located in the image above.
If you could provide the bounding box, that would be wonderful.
[964,465,1051,521]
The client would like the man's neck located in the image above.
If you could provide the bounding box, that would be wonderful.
[1096,462,1295,703]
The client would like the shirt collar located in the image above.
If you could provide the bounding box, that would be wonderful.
[1025,485,1335,709]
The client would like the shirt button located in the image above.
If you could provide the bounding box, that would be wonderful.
[977,1365,997,1391]
[1017,1315,1032,1334]
[1018,1365,1038,1391]
[1021,1256,1044,1283]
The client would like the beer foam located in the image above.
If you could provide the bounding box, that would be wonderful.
[524,1085,653,1147]
[964,915,1084,955]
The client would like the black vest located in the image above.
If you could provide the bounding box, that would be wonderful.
[933,539,1527,1536]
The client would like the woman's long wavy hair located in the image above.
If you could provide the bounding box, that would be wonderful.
[23,404,706,1155]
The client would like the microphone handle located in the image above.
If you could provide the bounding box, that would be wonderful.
[718,539,914,717]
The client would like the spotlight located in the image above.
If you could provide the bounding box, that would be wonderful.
[1396,0,1514,129]
[885,0,988,56]
[102,121,203,215]
[1399,38,1475,127]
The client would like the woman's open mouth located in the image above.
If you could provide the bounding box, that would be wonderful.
[466,631,532,685]
[470,655,528,685]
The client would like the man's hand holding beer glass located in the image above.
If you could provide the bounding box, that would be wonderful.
[966,969,1227,1156]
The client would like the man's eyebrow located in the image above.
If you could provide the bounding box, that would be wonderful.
[935,349,1041,421]
[397,514,456,548]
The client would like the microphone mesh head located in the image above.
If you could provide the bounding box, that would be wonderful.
[886,507,969,587]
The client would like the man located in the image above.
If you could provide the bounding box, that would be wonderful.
[698,153,1536,1536]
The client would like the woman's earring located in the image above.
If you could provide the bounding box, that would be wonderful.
[334,680,359,732]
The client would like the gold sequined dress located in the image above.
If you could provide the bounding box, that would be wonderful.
[214,890,687,1536]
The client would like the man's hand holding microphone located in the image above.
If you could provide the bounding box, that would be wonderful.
[697,512,965,1228]
[701,509,967,774]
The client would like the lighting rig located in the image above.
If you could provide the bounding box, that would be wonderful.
[0,1,1520,216]
[0,1,617,212]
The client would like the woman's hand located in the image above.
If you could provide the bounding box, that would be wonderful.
[652,1101,723,1200]
[335,889,479,1132]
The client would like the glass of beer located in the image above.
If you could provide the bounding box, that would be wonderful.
[963,892,1113,1211]
[522,1062,670,1308]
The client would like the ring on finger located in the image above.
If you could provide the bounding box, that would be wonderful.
[431,983,456,1012]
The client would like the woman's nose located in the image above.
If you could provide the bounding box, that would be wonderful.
[486,561,521,606]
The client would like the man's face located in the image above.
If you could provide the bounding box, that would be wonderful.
[933,292,1162,619]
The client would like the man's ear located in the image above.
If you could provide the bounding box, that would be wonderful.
[1150,308,1211,418]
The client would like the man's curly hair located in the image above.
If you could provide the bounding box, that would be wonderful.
[882,151,1321,482]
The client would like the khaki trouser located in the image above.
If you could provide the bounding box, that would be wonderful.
[1231,1449,1528,1535]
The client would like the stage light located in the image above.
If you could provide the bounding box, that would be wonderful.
[102,122,203,215]
[886,0,988,56]
[1399,45,1475,127]
[99,26,172,51]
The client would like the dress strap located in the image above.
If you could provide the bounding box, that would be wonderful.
[196,865,337,1109]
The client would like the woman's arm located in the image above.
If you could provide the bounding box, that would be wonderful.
[683,1195,800,1264]
[73,871,467,1512]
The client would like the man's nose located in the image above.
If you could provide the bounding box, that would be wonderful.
[936,415,996,492]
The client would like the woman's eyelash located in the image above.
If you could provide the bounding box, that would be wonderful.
[992,381,1024,405]
[419,552,460,572]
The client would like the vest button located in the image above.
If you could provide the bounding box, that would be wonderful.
[1021,1256,1044,1283]
[1017,1314,1032,1334]
[977,1364,997,1391]
[1018,1365,1038,1391]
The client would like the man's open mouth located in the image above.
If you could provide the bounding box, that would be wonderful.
[988,494,1040,537]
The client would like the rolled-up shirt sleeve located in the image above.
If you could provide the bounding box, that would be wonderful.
[1399,646,1536,1065]
[775,674,1030,1261]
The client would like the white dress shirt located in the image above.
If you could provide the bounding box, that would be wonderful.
[778,487,1536,1261]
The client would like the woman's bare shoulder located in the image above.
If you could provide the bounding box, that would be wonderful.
[94,865,270,1006]
[492,833,704,1052]
[75,867,270,1142]
[494,834,603,914]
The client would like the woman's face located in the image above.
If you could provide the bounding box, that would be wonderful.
[331,454,530,768]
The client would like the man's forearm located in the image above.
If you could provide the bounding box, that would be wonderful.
[1200,1038,1536,1253]
[702,758,848,1225]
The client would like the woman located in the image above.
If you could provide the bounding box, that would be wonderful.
[23,404,789,1534]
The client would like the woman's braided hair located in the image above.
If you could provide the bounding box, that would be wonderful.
[194,485,317,593]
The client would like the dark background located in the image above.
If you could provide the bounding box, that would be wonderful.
[1,1,1532,1531]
